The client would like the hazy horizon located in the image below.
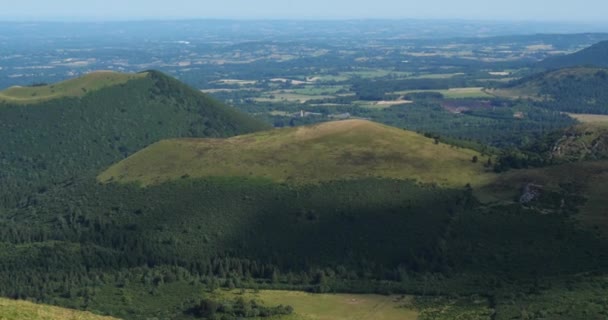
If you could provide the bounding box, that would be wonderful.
[2,0,608,23]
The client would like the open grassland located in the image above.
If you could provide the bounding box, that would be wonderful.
[396,87,492,99]
[216,290,418,320]
[99,119,493,187]
[0,71,146,104]
[485,87,541,100]
[354,99,413,109]
[567,113,608,124]
[0,298,119,320]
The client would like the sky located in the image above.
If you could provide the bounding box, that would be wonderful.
[1,0,607,22]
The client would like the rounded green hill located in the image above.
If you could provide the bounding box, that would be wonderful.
[99,119,493,187]
[0,71,147,104]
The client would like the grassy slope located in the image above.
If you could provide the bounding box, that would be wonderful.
[0,298,119,320]
[0,71,146,104]
[568,113,608,123]
[550,122,608,161]
[99,119,493,187]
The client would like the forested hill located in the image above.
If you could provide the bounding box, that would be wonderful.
[538,40,608,69]
[491,67,608,114]
[0,70,269,208]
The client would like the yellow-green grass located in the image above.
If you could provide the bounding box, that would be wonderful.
[0,71,146,104]
[214,79,257,86]
[354,100,413,110]
[567,113,608,124]
[485,87,541,100]
[216,290,418,320]
[99,119,493,187]
[395,87,492,99]
[0,298,119,320]
[477,160,608,230]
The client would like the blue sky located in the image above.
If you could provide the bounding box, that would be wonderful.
[2,0,607,21]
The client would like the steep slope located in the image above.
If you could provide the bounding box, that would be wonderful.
[99,119,492,187]
[550,122,608,162]
[0,70,269,208]
[538,40,608,69]
[489,67,608,114]
[0,298,119,320]
[479,160,608,231]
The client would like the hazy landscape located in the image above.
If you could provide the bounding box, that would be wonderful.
[2,7,608,320]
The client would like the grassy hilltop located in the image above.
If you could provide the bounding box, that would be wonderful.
[0,71,146,104]
[99,119,492,187]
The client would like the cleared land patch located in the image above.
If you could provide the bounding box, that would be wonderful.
[216,290,418,320]
[355,99,414,109]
